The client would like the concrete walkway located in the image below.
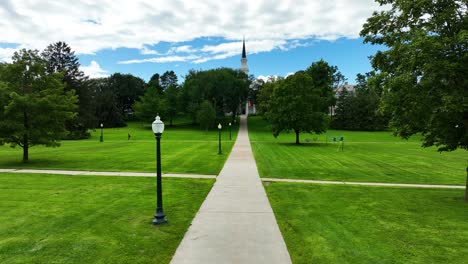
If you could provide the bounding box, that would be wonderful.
[0,168,216,179]
[170,115,292,264]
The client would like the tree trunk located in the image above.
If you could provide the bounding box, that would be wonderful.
[23,134,29,162]
[23,110,29,162]
[295,129,300,144]
[465,165,468,202]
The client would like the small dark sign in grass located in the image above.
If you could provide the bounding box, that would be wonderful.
[0,173,214,263]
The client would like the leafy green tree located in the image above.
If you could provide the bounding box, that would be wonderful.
[181,68,249,123]
[0,49,77,162]
[164,84,180,126]
[107,73,146,119]
[148,73,163,94]
[306,59,345,116]
[267,72,329,144]
[197,100,216,131]
[361,0,468,200]
[256,77,279,116]
[333,74,389,131]
[160,70,178,91]
[42,41,95,138]
[133,86,166,123]
[88,78,126,127]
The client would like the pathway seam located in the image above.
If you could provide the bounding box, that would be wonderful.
[261,178,466,189]
[0,169,216,179]
[170,115,292,264]
[1,169,462,189]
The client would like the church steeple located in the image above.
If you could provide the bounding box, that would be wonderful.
[242,37,246,59]
[240,37,248,74]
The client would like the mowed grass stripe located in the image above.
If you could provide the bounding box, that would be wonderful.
[266,182,468,264]
[0,120,238,175]
[249,116,467,185]
[0,173,214,264]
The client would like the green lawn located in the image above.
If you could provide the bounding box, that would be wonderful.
[0,120,239,175]
[266,182,468,264]
[248,116,467,185]
[0,173,214,263]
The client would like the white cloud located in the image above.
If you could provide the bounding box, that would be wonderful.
[140,46,162,55]
[0,47,17,63]
[119,55,199,64]
[80,60,109,78]
[0,0,386,59]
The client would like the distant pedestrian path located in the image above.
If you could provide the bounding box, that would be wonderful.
[170,115,292,264]
[0,168,463,189]
[0,168,216,179]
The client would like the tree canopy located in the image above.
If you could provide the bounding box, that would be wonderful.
[361,0,467,152]
[0,49,77,161]
[361,0,468,200]
[267,71,330,144]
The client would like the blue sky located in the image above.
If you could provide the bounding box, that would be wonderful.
[0,0,387,84]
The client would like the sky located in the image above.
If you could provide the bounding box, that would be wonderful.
[0,0,387,84]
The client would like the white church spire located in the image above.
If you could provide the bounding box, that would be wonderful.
[240,37,249,74]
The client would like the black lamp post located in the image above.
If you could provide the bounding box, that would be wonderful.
[152,115,167,225]
[229,122,232,141]
[100,123,103,142]
[218,123,222,155]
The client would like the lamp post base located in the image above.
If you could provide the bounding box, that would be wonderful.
[152,212,167,225]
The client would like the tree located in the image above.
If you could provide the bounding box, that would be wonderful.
[133,86,166,123]
[267,71,330,144]
[361,0,468,200]
[107,73,146,119]
[0,49,77,162]
[42,42,95,139]
[332,74,389,131]
[305,59,345,116]
[148,73,163,94]
[164,84,180,126]
[88,78,126,127]
[160,71,178,92]
[256,77,279,116]
[181,68,249,123]
[197,100,216,131]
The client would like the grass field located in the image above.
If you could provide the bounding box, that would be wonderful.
[248,116,468,185]
[0,173,214,263]
[0,119,239,175]
[266,182,468,264]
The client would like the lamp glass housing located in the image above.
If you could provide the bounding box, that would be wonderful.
[218,123,222,130]
[152,116,165,134]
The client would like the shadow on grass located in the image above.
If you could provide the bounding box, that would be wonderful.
[277,142,330,147]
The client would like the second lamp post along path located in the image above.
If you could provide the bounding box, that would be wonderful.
[152,115,167,225]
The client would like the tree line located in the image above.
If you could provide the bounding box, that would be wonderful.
[0,42,250,162]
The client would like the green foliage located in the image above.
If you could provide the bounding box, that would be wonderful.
[133,86,166,123]
[0,173,213,264]
[88,78,126,127]
[160,70,178,91]
[107,73,146,119]
[42,41,94,139]
[0,49,78,161]
[360,0,467,152]
[181,68,249,122]
[267,71,330,144]
[268,183,468,264]
[164,84,181,126]
[256,79,277,115]
[197,100,216,131]
[332,73,389,131]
